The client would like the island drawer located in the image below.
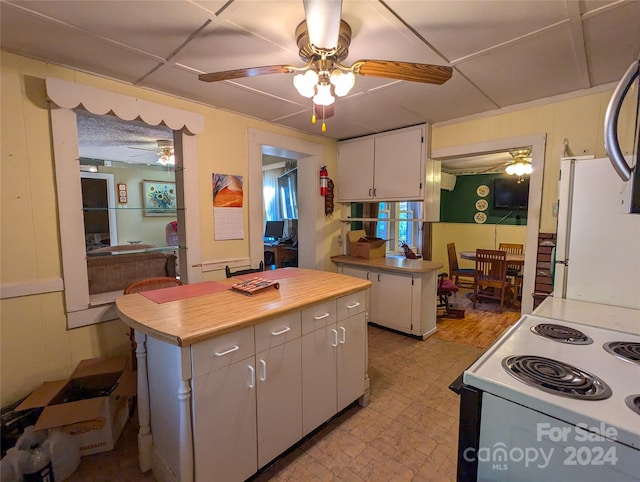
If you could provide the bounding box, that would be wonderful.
[192,326,255,377]
[301,300,337,335]
[337,291,366,320]
[255,311,301,353]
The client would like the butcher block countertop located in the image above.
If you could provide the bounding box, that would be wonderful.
[116,268,371,347]
[331,255,442,273]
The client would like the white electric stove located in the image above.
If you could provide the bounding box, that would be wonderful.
[457,311,640,481]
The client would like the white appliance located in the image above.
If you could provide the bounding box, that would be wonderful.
[553,156,640,309]
[453,63,640,481]
[458,313,640,481]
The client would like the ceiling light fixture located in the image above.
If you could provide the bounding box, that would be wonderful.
[505,148,533,181]
[156,140,175,166]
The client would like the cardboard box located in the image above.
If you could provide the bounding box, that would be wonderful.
[16,355,136,456]
[347,230,387,259]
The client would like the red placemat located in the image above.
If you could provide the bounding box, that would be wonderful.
[235,268,304,281]
[140,281,230,304]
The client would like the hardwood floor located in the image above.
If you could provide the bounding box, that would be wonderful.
[66,295,520,481]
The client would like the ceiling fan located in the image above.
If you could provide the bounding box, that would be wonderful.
[198,0,453,131]
[128,139,175,165]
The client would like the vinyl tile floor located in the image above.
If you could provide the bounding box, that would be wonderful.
[68,302,519,481]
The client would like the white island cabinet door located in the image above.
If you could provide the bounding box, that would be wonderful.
[191,326,257,482]
[337,137,375,201]
[337,311,367,411]
[301,300,338,435]
[372,271,413,334]
[255,313,303,468]
[373,126,424,200]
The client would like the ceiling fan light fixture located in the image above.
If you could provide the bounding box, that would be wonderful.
[330,69,355,97]
[313,83,335,106]
[505,148,533,176]
[293,70,318,98]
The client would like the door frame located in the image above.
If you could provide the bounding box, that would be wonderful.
[80,171,118,247]
[431,133,547,314]
[248,129,325,270]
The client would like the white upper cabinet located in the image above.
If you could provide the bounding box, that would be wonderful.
[337,125,426,202]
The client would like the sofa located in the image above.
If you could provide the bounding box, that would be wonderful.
[87,250,177,294]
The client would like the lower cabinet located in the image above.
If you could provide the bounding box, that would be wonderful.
[340,265,413,333]
[255,312,302,467]
[191,326,258,482]
[339,263,437,338]
[301,292,366,435]
[184,293,366,481]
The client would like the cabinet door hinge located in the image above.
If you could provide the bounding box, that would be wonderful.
[411,278,414,286]
[419,182,423,189]
[421,136,424,143]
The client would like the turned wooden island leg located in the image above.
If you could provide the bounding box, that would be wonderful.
[134,331,152,473]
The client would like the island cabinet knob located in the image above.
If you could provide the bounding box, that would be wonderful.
[340,326,346,344]
[331,329,339,347]
[346,302,361,310]
[313,312,330,320]
[248,365,255,388]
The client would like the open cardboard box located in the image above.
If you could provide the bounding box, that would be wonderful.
[347,230,387,259]
[16,355,136,456]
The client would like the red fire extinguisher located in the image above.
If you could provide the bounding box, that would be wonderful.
[320,166,329,196]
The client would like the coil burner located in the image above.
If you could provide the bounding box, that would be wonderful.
[502,355,612,400]
[530,323,593,345]
[603,341,640,365]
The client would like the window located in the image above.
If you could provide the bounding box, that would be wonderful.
[375,201,422,253]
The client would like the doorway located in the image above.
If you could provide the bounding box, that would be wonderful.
[248,130,325,270]
[80,172,118,251]
[431,134,547,315]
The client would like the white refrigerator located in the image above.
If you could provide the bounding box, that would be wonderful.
[554,156,640,309]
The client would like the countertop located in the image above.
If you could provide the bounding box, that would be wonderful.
[331,255,443,273]
[115,268,371,347]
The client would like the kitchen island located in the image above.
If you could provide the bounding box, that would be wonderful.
[116,268,371,482]
[331,256,443,339]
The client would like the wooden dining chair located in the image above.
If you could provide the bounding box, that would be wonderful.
[123,276,183,369]
[473,249,511,312]
[499,242,524,302]
[447,243,475,288]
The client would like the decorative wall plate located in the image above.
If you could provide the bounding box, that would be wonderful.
[475,199,488,211]
[474,212,487,224]
[477,185,490,197]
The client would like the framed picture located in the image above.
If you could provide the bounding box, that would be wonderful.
[142,180,177,216]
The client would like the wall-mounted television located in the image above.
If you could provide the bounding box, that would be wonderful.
[493,177,530,210]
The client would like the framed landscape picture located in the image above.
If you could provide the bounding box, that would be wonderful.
[142,180,177,216]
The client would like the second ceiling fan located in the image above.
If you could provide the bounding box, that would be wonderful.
[199,0,453,131]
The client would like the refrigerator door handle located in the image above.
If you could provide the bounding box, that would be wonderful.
[604,59,638,182]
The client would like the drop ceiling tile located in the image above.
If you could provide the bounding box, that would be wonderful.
[143,65,308,122]
[0,5,161,83]
[455,25,585,107]
[582,1,640,85]
[372,75,498,124]
[384,0,570,62]
[340,0,446,65]
[2,0,215,59]
[172,19,301,75]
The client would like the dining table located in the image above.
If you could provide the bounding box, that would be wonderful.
[460,250,525,265]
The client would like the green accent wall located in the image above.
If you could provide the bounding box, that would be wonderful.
[440,173,528,225]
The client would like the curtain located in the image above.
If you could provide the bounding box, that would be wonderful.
[262,168,282,221]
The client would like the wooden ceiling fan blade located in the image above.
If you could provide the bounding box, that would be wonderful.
[352,60,453,85]
[199,65,294,82]
[303,0,342,50]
